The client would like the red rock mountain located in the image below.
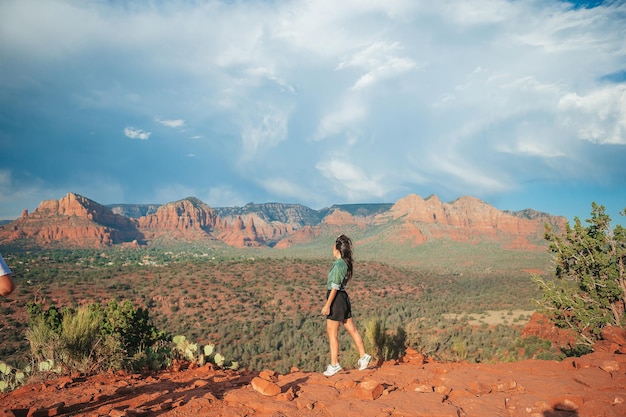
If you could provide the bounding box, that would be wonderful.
[0,193,142,247]
[0,192,567,249]
[376,194,565,249]
[137,197,218,242]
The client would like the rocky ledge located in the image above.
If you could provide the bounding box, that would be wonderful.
[1,347,625,417]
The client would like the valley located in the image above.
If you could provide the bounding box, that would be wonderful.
[0,242,557,375]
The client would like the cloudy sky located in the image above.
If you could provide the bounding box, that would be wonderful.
[0,0,625,226]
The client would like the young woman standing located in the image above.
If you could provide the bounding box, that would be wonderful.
[321,234,371,376]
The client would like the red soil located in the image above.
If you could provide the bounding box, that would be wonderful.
[2,349,625,417]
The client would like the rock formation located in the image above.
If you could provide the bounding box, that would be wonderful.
[216,215,265,247]
[372,194,567,249]
[0,193,143,247]
[0,192,568,250]
[137,197,217,241]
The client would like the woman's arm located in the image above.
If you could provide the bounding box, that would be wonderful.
[0,255,14,297]
[322,289,338,316]
[0,273,14,296]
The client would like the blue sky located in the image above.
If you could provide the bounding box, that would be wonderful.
[0,0,625,226]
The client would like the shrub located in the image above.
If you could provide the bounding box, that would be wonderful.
[25,300,168,375]
[363,318,406,363]
[532,203,626,349]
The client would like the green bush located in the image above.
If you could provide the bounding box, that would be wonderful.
[513,336,565,361]
[532,203,626,349]
[26,300,169,375]
[363,318,406,363]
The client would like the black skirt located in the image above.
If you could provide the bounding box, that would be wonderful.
[326,290,352,322]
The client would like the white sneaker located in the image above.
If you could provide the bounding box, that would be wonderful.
[358,354,372,371]
[323,363,342,377]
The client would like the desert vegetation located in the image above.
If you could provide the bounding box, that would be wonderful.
[532,203,626,353]
[0,241,558,384]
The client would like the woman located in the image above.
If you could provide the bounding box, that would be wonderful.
[321,234,371,376]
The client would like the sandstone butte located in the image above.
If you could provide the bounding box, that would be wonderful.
[2,327,625,417]
[0,192,567,249]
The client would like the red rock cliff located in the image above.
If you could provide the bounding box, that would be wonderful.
[137,197,218,241]
[0,193,141,247]
[372,194,566,248]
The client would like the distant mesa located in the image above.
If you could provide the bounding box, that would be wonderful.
[0,192,567,250]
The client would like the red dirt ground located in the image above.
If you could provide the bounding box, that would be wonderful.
[2,348,625,417]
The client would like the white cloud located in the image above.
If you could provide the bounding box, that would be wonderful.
[259,177,310,202]
[245,67,296,93]
[558,85,626,145]
[337,41,418,91]
[513,3,618,53]
[1,0,625,220]
[240,105,289,160]
[431,154,511,194]
[314,98,366,142]
[498,142,566,158]
[316,159,386,201]
[124,127,151,140]
[442,0,518,26]
[156,118,185,128]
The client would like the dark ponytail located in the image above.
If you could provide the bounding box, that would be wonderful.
[335,234,353,282]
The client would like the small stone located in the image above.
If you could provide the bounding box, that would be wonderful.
[413,384,433,392]
[25,403,65,417]
[26,408,49,417]
[277,387,295,401]
[259,369,278,382]
[202,391,218,402]
[434,385,451,395]
[467,381,491,396]
[56,377,73,390]
[335,379,357,390]
[125,408,150,417]
[491,380,517,392]
[193,379,209,388]
[599,360,620,373]
[108,408,126,417]
[403,347,425,365]
[295,399,313,410]
[552,397,582,411]
[251,376,281,396]
[601,326,626,345]
[354,380,384,400]
[47,402,65,416]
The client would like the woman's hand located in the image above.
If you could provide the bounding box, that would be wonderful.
[323,288,337,316]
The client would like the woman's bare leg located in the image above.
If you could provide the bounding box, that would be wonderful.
[326,319,341,365]
[343,318,366,357]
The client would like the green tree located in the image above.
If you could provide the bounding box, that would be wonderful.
[532,203,626,348]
